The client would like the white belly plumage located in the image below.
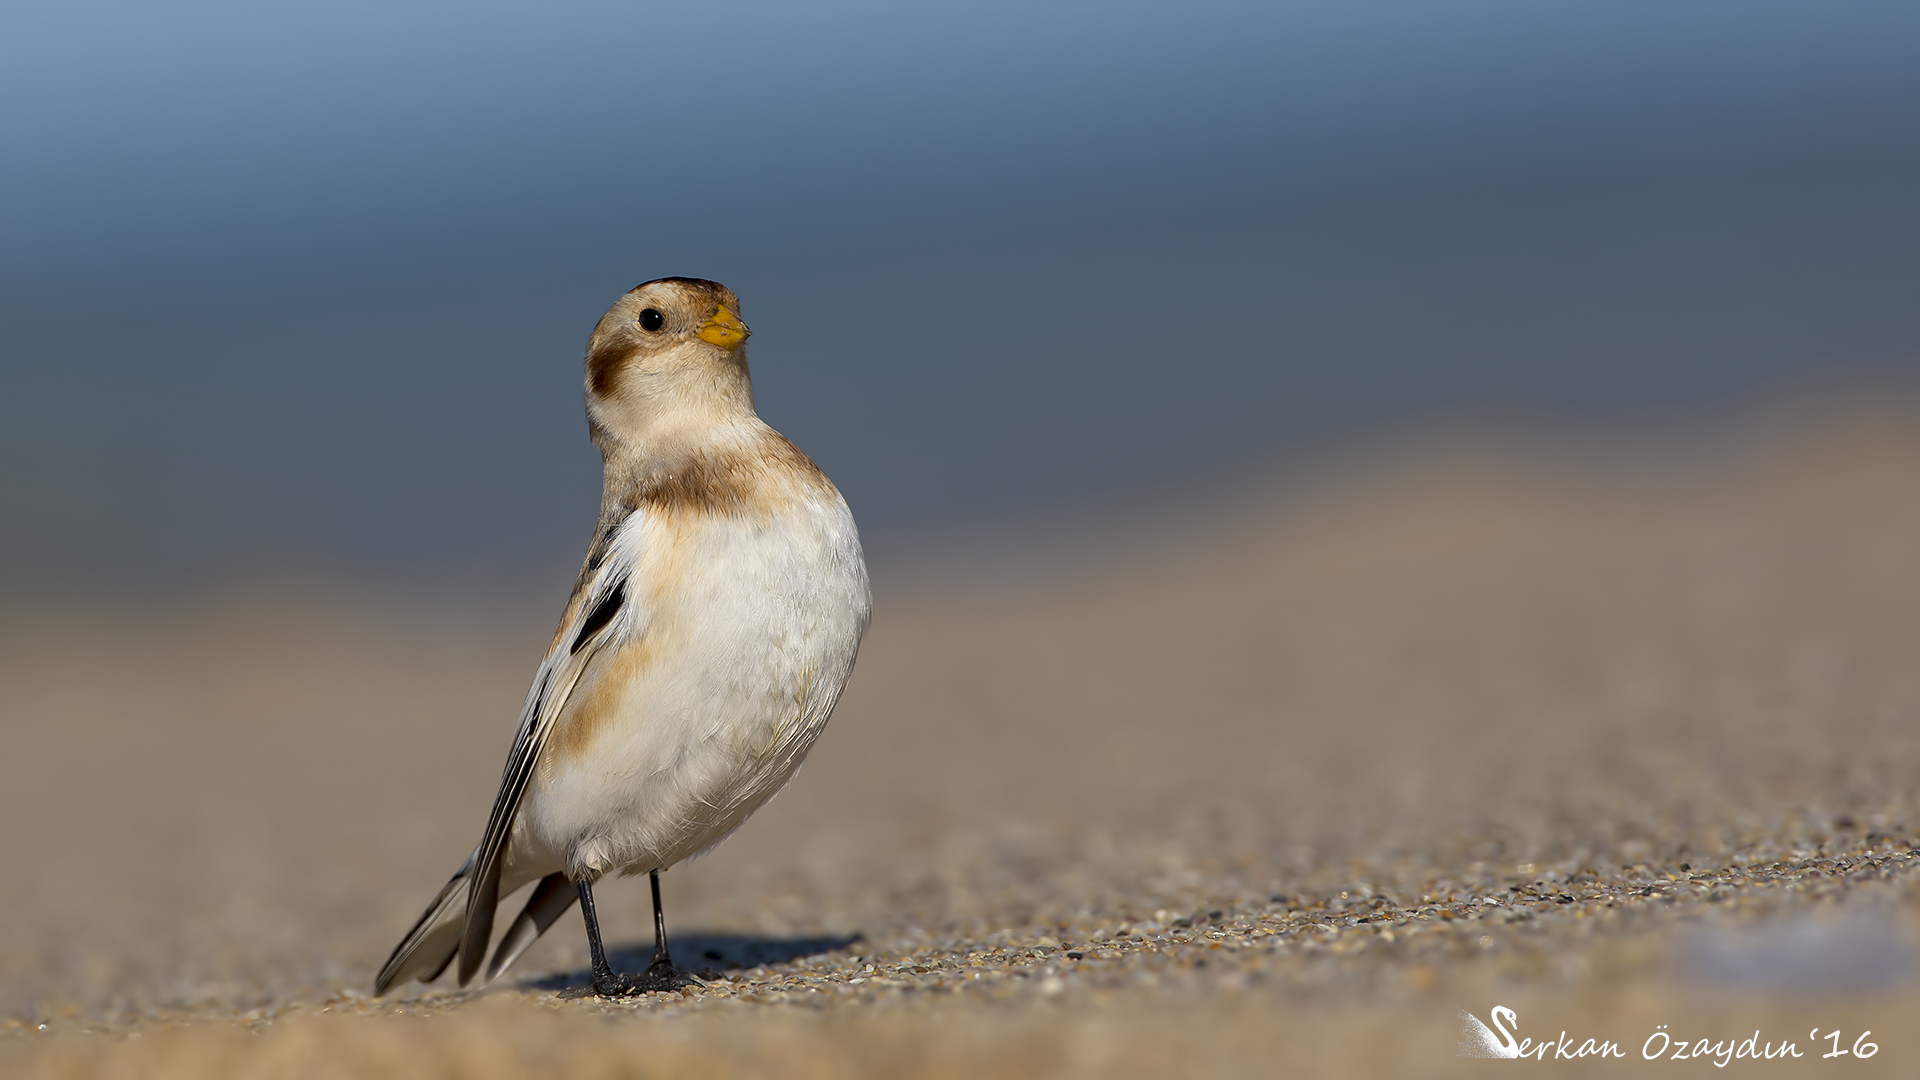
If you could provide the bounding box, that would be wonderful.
[515,491,869,882]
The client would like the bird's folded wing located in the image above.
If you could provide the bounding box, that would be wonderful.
[456,518,641,985]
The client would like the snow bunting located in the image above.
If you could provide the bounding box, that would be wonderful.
[375,278,871,997]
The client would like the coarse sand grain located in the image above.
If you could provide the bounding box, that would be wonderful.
[4,403,1919,1076]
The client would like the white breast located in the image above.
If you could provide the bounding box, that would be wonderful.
[520,487,870,879]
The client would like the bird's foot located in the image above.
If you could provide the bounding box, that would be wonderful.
[632,956,703,993]
[560,960,702,999]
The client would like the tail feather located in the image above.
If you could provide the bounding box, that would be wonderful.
[376,859,578,995]
[485,872,578,982]
[457,852,504,986]
[373,857,473,995]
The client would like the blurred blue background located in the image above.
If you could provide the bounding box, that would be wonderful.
[3,0,1917,591]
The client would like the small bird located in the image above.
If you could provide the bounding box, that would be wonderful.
[375,278,871,997]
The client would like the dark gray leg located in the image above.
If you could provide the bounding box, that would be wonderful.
[637,869,699,990]
[563,872,698,998]
[570,876,631,997]
[645,870,675,974]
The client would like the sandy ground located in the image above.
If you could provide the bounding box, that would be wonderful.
[4,403,1920,1076]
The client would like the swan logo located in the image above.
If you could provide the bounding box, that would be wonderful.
[1458,1006,1524,1058]
[1457,1006,1627,1060]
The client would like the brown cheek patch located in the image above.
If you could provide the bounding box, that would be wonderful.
[586,336,637,398]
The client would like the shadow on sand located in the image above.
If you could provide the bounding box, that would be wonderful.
[523,931,862,992]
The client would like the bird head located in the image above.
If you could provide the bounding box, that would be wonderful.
[583,277,754,453]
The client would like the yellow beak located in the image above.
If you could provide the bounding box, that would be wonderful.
[695,304,750,349]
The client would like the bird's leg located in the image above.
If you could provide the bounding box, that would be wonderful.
[568,876,636,997]
[635,869,700,991]
[560,872,699,998]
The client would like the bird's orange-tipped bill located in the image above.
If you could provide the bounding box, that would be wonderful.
[696,304,750,349]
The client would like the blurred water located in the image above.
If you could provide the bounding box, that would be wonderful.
[2,1,1917,590]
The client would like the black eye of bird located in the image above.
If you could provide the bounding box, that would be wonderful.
[638,308,665,332]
